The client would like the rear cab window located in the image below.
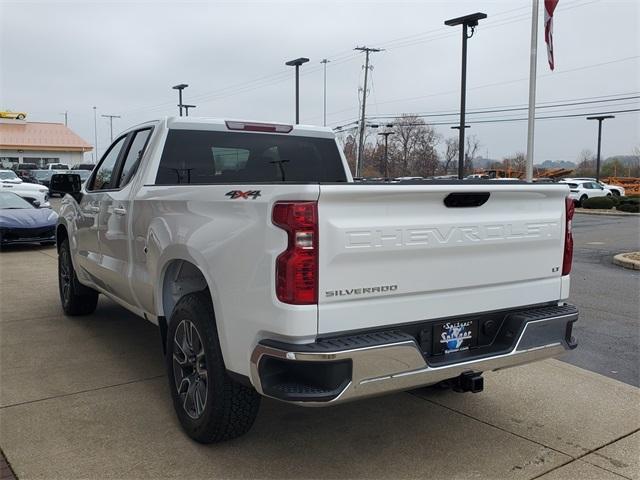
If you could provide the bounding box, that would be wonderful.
[155,130,347,184]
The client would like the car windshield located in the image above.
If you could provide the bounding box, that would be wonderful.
[33,170,52,180]
[0,171,19,180]
[0,192,34,209]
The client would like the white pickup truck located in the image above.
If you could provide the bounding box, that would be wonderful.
[55,117,578,443]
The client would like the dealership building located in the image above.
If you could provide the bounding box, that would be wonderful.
[0,118,93,168]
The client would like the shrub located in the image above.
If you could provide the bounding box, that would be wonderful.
[619,196,640,205]
[582,197,615,209]
[617,203,640,213]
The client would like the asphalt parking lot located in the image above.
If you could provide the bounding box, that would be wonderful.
[0,206,638,479]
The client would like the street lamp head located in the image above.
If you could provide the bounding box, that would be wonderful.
[586,115,615,121]
[285,57,310,67]
[172,84,188,90]
[445,12,487,27]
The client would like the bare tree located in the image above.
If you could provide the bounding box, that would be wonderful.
[464,135,481,175]
[502,152,527,176]
[442,137,458,175]
[389,115,441,177]
[574,149,596,177]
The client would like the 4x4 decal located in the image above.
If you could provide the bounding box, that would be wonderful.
[225,190,261,200]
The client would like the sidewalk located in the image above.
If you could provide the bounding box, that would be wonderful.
[1,247,638,479]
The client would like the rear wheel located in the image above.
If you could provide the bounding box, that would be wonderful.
[166,291,260,443]
[580,195,588,207]
[606,193,612,197]
[58,238,99,315]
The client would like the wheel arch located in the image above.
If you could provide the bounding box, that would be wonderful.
[159,258,210,321]
[56,223,68,252]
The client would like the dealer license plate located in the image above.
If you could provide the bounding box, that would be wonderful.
[433,319,478,355]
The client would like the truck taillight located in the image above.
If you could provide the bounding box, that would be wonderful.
[562,197,575,276]
[272,202,318,305]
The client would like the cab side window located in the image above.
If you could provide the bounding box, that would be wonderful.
[117,129,151,188]
[90,136,127,190]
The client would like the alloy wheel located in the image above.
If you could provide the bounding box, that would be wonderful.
[59,249,71,302]
[172,319,208,419]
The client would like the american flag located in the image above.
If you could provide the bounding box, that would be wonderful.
[545,0,559,70]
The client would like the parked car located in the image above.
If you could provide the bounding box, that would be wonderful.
[559,180,612,206]
[0,192,57,246]
[12,163,38,171]
[563,177,625,197]
[47,163,70,170]
[70,163,96,171]
[55,117,578,443]
[0,110,26,120]
[0,170,50,207]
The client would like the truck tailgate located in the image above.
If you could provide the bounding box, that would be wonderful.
[317,183,569,334]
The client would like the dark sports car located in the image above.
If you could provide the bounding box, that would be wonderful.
[0,192,58,246]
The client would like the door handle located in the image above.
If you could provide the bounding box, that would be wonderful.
[113,207,127,216]
[85,206,100,213]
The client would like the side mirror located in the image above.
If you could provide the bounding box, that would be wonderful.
[32,200,41,208]
[51,173,82,200]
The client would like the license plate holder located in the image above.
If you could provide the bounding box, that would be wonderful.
[432,319,478,355]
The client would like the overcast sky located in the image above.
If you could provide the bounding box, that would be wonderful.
[1,0,638,163]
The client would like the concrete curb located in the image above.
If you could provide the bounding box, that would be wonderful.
[575,208,640,217]
[613,252,640,270]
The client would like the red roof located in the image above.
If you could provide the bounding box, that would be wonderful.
[0,121,93,152]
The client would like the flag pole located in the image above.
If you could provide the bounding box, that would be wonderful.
[525,0,540,182]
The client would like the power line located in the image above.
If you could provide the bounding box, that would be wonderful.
[336,108,640,130]
[331,93,640,129]
[360,95,640,120]
[324,55,640,125]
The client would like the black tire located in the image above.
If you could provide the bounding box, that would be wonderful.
[612,190,620,197]
[17,114,25,120]
[166,291,260,443]
[580,195,588,207]
[58,238,99,315]
[606,193,612,197]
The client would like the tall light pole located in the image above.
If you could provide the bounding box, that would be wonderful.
[445,12,487,180]
[183,104,196,117]
[378,130,394,179]
[172,84,189,116]
[354,46,382,178]
[101,114,120,141]
[285,57,309,124]
[320,59,330,126]
[587,115,615,182]
[92,106,98,161]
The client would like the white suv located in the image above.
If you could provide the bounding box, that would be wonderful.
[560,179,612,206]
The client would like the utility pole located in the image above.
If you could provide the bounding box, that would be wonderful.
[183,105,196,117]
[59,111,68,126]
[320,59,330,126]
[172,84,189,116]
[378,131,394,179]
[93,106,98,159]
[101,114,121,141]
[354,46,382,178]
[587,115,615,182]
[445,12,487,180]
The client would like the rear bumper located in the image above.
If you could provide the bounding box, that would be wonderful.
[250,303,578,405]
